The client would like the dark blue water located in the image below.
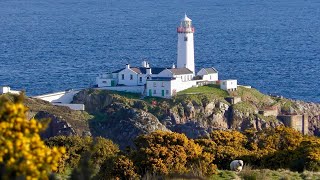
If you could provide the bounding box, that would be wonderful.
[0,0,319,102]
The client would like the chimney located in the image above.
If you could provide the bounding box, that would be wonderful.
[172,63,176,68]
[126,64,130,69]
[142,61,147,67]
[146,68,152,75]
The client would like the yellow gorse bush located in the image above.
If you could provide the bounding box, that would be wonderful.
[0,98,65,180]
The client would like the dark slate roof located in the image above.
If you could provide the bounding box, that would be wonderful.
[168,68,193,75]
[147,77,176,81]
[112,67,166,74]
[205,67,218,74]
[112,68,125,73]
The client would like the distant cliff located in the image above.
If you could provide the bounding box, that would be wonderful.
[14,86,320,149]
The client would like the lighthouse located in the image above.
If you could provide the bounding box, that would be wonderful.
[177,14,195,74]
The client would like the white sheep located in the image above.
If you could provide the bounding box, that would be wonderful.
[230,160,244,172]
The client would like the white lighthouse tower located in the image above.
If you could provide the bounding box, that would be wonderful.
[177,14,195,74]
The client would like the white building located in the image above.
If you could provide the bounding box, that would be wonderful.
[220,80,238,91]
[33,90,85,111]
[0,86,20,95]
[146,68,197,98]
[95,14,224,98]
[197,68,218,81]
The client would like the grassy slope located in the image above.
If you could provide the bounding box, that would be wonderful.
[211,169,320,180]
[0,93,92,134]
[177,84,229,98]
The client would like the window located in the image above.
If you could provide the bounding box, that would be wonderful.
[161,82,164,87]
[102,81,107,83]
[184,36,188,41]
[153,90,156,94]
[223,82,226,85]
[139,77,142,82]
[153,82,156,87]
[130,74,133,80]
[210,75,212,80]
[166,90,169,95]
[121,74,124,80]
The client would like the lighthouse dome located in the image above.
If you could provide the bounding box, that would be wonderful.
[182,14,192,22]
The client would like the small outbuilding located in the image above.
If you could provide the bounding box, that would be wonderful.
[220,80,237,91]
[0,86,11,94]
[0,86,20,95]
[197,67,218,81]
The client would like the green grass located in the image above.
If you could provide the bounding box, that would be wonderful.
[93,89,141,100]
[256,114,278,122]
[210,170,237,180]
[233,102,257,114]
[177,84,229,98]
[238,169,320,180]
[230,87,274,108]
[108,91,141,99]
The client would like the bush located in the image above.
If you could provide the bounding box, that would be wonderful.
[46,136,119,172]
[96,155,140,180]
[133,131,217,176]
[0,95,65,179]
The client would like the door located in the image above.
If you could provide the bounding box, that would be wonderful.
[162,90,164,97]
[111,80,115,87]
[149,89,152,97]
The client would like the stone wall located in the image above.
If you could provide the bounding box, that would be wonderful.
[278,114,308,135]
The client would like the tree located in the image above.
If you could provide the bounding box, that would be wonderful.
[0,95,65,179]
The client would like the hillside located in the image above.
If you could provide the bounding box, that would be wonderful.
[3,85,318,149]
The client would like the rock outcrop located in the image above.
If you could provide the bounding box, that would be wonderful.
[35,111,77,138]
[18,87,319,149]
[73,90,169,148]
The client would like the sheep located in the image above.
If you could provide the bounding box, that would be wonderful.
[230,160,244,172]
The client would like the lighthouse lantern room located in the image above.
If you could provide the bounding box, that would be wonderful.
[177,14,195,74]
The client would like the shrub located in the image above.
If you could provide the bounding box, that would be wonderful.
[133,131,217,176]
[96,155,140,180]
[46,136,119,172]
[0,95,65,179]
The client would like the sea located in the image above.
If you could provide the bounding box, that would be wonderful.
[0,0,319,102]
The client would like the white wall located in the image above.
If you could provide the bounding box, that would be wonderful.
[202,74,218,81]
[137,74,150,86]
[174,74,193,82]
[197,69,218,81]
[146,80,172,98]
[97,86,144,94]
[118,69,138,86]
[52,103,85,111]
[96,78,118,87]
[0,86,10,94]
[171,79,197,94]
[34,90,79,103]
[220,80,238,91]
[9,90,21,95]
[146,79,197,98]
[0,86,21,95]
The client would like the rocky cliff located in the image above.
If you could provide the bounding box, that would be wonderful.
[12,85,319,149]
